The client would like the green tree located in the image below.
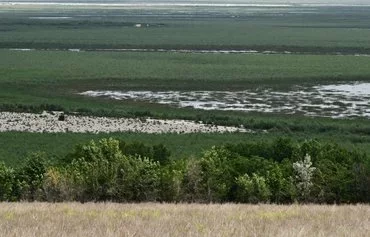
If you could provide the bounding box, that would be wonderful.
[159,159,185,202]
[182,158,203,202]
[119,141,152,159]
[271,137,295,162]
[314,159,353,203]
[43,167,70,202]
[235,173,271,203]
[116,156,160,202]
[265,165,285,203]
[0,162,15,201]
[62,138,124,201]
[16,152,47,201]
[198,146,234,202]
[152,144,171,165]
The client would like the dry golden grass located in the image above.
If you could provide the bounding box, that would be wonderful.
[0,203,369,237]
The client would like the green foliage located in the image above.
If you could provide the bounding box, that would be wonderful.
[198,146,235,202]
[351,161,370,203]
[119,141,171,165]
[44,138,162,202]
[225,138,297,163]
[182,158,204,202]
[296,139,322,162]
[152,144,171,165]
[72,138,123,163]
[43,167,69,202]
[235,173,271,203]
[119,141,152,160]
[0,162,15,201]
[116,156,160,202]
[0,138,369,203]
[159,160,185,202]
[265,165,285,203]
[61,138,124,201]
[314,159,354,204]
[271,138,295,162]
[15,152,47,201]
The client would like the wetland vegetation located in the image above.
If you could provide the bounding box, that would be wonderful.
[0,1,370,205]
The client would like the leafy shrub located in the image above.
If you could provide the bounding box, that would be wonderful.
[119,141,171,165]
[43,167,70,202]
[0,162,15,201]
[1,137,369,203]
[116,156,160,202]
[197,146,235,202]
[15,152,47,201]
[159,160,185,202]
[235,173,271,203]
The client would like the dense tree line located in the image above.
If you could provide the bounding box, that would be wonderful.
[0,137,369,203]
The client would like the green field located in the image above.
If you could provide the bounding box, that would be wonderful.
[1,3,370,167]
[2,123,370,167]
[1,50,370,116]
[1,4,370,52]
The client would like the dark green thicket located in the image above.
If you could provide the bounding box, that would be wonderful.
[0,162,15,201]
[0,137,368,203]
[13,153,47,201]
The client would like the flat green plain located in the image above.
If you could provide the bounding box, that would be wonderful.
[1,4,370,166]
[1,5,370,51]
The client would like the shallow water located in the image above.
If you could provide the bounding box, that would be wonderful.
[29,16,73,19]
[6,48,370,57]
[80,83,370,119]
[1,2,294,7]
[315,83,370,96]
[3,2,370,7]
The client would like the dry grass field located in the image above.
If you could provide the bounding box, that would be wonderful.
[0,203,369,237]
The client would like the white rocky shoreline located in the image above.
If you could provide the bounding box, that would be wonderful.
[0,112,248,134]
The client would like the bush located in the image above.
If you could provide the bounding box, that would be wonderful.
[119,141,171,165]
[116,156,160,202]
[48,138,162,202]
[197,146,235,202]
[235,173,271,203]
[159,160,185,202]
[0,162,15,201]
[61,138,124,202]
[43,167,70,202]
[15,152,47,201]
[2,137,369,203]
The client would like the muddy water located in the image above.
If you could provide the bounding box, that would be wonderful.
[80,83,370,119]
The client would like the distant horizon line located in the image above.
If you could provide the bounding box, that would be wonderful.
[1,1,370,7]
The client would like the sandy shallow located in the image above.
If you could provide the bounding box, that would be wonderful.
[0,112,248,134]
